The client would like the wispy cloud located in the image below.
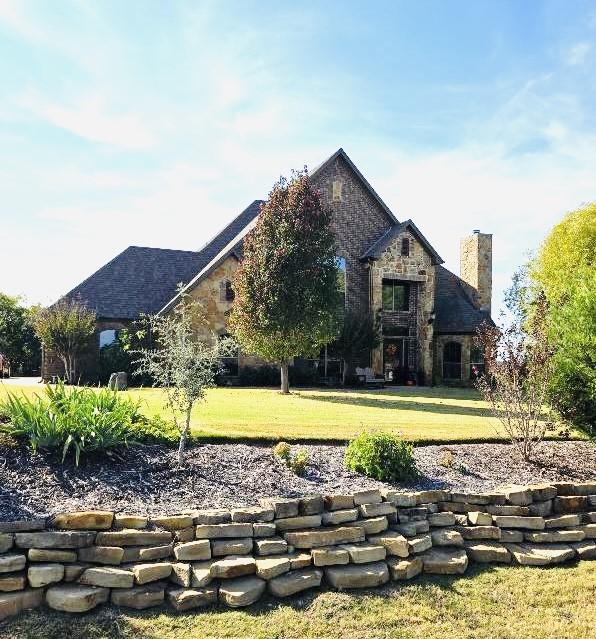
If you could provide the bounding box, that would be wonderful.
[565,42,591,66]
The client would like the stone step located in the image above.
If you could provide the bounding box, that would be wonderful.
[268,568,323,597]
[420,548,468,574]
[325,561,389,589]
[218,576,266,607]
[167,586,217,611]
[464,541,511,563]
[386,556,423,580]
[505,543,575,566]
[46,584,109,613]
[111,583,164,609]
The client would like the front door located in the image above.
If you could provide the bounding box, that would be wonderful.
[383,339,408,384]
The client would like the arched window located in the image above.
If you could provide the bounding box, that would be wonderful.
[220,279,235,302]
[99,329,117,348]
[443,342,462,380]
[336,257,347,307]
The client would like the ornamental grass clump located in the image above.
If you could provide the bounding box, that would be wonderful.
[0,382,145,464]
[344,431,417,482]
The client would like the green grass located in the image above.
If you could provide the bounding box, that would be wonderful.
[1,563,595,639]
[0,383,580,444]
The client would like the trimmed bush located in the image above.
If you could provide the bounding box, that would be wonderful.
[288,448,309,476]
[0,382,174,464]
[273,441,291,461]
[344,431,417,481]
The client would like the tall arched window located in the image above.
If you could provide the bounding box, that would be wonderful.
[443,342,462,380]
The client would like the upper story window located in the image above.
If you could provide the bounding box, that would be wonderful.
[401,237,410,257]
[382,279,410,312]
[99,329,117,348]
[220,279,235,302]
[336,256,347,307]
[332,180,343,202]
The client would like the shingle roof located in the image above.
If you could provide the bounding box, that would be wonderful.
[434,265,492,334]
[62,200,263,320]
[361,219,444,264]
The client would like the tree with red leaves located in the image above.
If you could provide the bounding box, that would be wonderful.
[229,170,342,393]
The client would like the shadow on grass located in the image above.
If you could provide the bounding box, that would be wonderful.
[296,391,495,419]
[1,562,586,639]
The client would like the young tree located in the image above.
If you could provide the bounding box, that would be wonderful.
[0,294,41,375]
[331,310,381,384]
[33,297,95,383]
[133,292,234,465]
[475,294,555,461]
[229,171,342,393]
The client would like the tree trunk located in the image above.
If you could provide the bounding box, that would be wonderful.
[280,360,290,394]
[177,404,193,466]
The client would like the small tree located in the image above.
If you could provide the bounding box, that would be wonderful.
[229,170,342,393]
[475,294,555,461]
[33,297,95,383]
[0,294,41,375]
[134,292,233,465]
[331,310,381,384]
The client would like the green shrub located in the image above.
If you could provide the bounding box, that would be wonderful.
[344,431,417,482]
[0,382,169,464]
[273,441,291,460]
[288,448,309,476]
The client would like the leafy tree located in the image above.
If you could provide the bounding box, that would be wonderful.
[0,294,41,375]
[476,294,555,461]
[33,297,96,383]
[531,202,596,431]
[133,292,234,465]
[229,171,342,393]
[330,310,381,384]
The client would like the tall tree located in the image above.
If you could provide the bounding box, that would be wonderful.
[0,293,41,375]
[229,171,342,393]
[531,202,596,432]
[33,297,96,383]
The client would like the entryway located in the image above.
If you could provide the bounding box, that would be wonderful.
[383,338,409,384]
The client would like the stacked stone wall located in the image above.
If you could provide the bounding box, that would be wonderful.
[1,482,594,620]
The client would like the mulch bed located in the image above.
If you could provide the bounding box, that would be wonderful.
[0,439,594,520]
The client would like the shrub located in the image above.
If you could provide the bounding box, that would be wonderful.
[344,431,416,482]
[273,441,291,461]
[288,448,309,476]
[437,448,455,468]
[0,382,166,464]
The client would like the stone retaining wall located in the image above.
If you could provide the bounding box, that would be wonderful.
[1,482,595,620]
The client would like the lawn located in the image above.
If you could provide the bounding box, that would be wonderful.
[0,382,577,444]
[1,563,594,639]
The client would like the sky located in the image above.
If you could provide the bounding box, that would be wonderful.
[0,0,595,319]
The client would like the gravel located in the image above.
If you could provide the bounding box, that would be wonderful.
[0,440,594,520]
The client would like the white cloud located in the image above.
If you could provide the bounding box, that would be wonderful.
[565,42,591,66]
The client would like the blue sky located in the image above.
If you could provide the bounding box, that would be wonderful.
[1,0,595,317]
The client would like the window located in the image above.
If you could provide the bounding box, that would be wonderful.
[336,257,347,307]
[99,329,117,348]
[219,334,239,377]
[470,344,485,378]
[401,237,410,257]
[382,280,410,311]
[332,180,343,202]
[220,279,235,302]
[443,342,462,380]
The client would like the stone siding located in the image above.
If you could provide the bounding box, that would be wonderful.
[460,232,492,314]
[369,232,436,382]
[311,154,394,317]
[1,481,594,620]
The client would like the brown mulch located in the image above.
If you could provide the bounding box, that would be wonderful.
[0,439,594,520]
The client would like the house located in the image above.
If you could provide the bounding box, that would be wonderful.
[42,149,493,386]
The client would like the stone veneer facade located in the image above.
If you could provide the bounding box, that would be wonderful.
[0,481,594,620]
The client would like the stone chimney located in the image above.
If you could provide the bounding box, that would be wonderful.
[460,230,492,314]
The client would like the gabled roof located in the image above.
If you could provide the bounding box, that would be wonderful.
[61,200,263,320]
[434,266,492,334]
[311,148,399,225]
[63,246,208,320]
[360,219,444,265]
